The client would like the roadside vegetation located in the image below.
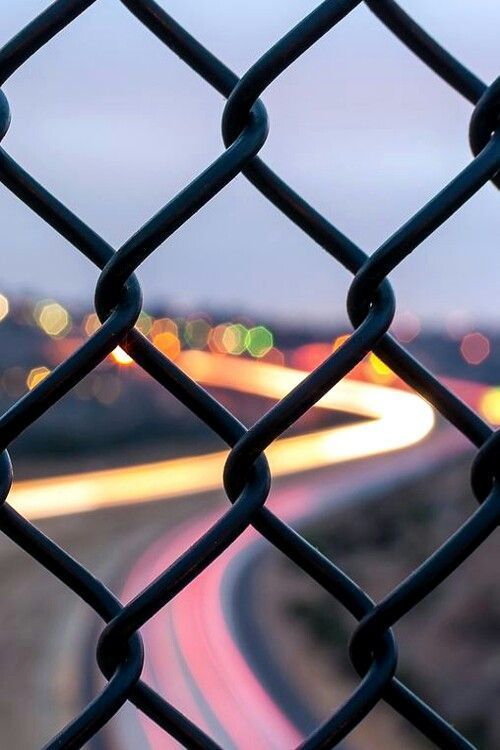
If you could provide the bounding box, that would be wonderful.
[264,456,500,748]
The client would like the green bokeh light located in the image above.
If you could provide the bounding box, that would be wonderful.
[245,326,273,357]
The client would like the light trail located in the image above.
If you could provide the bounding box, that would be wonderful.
[9,351,435,520]
[122,502,306,749]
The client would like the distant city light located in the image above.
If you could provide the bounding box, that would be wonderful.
[111,347,134,366]
[184,318,211,349]
[222,323,247,355]
[151,317,178,338]
[208,324,228,354]
[35,300,71,337]
[135,311,153,337]
[245,326,273,358]
[392,311,421,343]
[460,332,490,365]
[27,366,51,390]
[0,294,9,322]
[332,333,350,352]
[152,331,181,360]
[480,388,500,425]
[368,353,396,382]
[83,313,100,337]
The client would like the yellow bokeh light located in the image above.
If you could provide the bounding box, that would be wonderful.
[135,311,153,336]
[27,366,51,390]
[480,388,500,425]
[151,317,178,339]
[369,353,394,378]
[111,347,133,366]
[36,300,71,337]
[222,323,247,355]
[0,294,9,322]
[83,313,100,337]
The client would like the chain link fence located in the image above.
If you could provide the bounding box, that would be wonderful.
[0,1,499,748]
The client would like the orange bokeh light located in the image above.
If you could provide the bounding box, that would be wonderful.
[152,331,181,360]
[332,333,350,352]
[208,324,228,354]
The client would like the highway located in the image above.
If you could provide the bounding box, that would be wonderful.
[10,351,434,520]
[5,351,484,748]
[111,430,468,750]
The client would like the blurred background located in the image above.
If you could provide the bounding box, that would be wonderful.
[0,1,499,748]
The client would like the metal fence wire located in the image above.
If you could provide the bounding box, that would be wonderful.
[0,1,499,748]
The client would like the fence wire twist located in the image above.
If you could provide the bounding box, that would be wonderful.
[0,1,499,748]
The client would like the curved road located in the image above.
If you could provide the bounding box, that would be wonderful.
[5,351,486,748]
[9,351,434,520]
[112,428,467,749]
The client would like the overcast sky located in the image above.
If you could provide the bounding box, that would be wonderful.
[1,1,499,326]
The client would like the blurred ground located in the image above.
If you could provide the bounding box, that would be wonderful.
[0,488,222,748]
[1,450,497,749]
[255,454,499,749]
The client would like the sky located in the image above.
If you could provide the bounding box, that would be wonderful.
[0,1,499,326]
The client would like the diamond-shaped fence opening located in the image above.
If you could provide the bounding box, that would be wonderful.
[0,1,499,748]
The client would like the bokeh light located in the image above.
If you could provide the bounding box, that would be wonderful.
[480,388,500,425]
[27,366,51,390]
[35,300,71,337]
[208,324,228,354]
[151,317,178,338]
[332,333,350,352]
[460,332,490,365]
[111,347,133,366]
[245,326,273,358]
[184,318,211,349]
[0,294,9,323]
[222,323,247,355]
[152,331,181,360]
[367,353,396,383]
[135,311,153,336]
[392,311,421,343]
[83,313,100,337]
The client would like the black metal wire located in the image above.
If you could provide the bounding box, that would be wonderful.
[0,1,498,748]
